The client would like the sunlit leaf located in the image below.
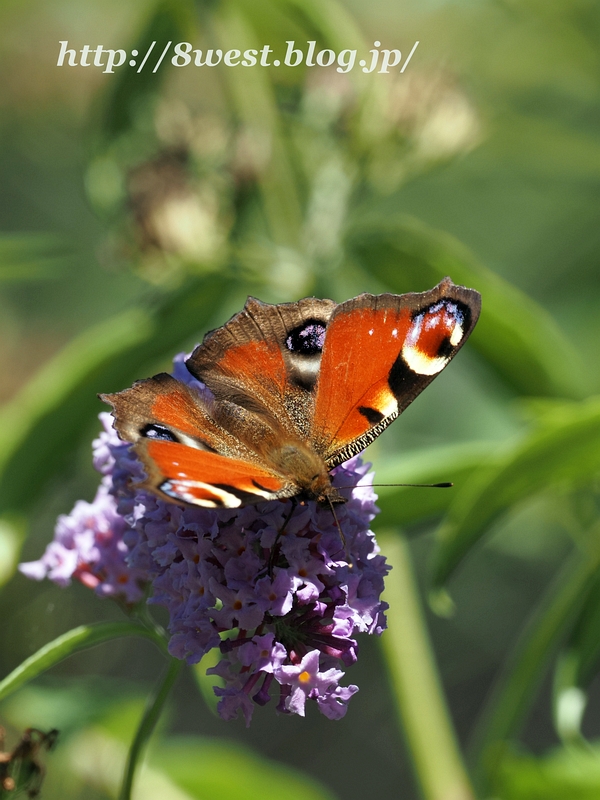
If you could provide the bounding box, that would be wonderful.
[191,650,220,715]
[0,514,26,587]
[150,737,338,800]
[431,397,600,589]
[345,213,586,399]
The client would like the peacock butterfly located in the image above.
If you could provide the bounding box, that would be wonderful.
[101,278,481,509]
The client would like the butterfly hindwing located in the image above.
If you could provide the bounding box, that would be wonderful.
[310,279,481,467]
[137,439,293,507]
[101,374,294,508]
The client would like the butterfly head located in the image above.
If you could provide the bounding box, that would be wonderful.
[269,442,345,507]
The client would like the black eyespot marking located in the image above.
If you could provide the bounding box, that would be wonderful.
[141,423,179,442]
[285,319,327,356]
[358,406,385,425]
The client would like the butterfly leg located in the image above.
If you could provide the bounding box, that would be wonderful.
[268,498,298,576]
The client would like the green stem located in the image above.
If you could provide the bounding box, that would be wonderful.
[0,622,166,703]
[380,532,475,800]
[118,657,183,800]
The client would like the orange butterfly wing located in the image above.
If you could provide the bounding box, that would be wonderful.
[311,280,481,467]
[101,373,295,508]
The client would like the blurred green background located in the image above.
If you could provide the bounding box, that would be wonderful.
[2,0,600,798]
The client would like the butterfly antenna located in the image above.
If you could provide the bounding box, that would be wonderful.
[336,482,453,489]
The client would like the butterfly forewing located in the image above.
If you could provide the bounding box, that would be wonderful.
[311,280,481,467]
[186,296,336,440]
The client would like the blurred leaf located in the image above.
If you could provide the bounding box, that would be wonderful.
[495,742,600,800]
[431,397,600,589]
[191,649,221,716]
[0,235,66,283]
[150,736,338,800]
[102,0,195,141]
[0,515,26,587]
[470,537,600,794]
[0,272,234,516]
[0,623,166,704]
[553,575,600,742]
[211,2,303,248]
[489,112,600,181]
[379,533,475,800]
[0,307,152,484]
[120,659,183,800]
[278,0,366,51]
[1,681,146,738]
[374,441,490,528]
[345,213,586,399]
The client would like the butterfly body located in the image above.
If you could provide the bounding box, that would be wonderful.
[102,279,480,509]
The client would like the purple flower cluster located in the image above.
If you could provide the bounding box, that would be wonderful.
[21,355,389,724]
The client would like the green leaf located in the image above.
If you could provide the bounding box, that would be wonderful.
[150,736,338,800]
[345,213,586,399]
[495,742,600,800]
[0,234,66,283]
[0,272,234,516]
[211,3,303,248]
[553,574,600,741]
[191,648,221,715]
[469,538,600,794]
[0,623,166,704]
[0,515,26,587]
[379,533,475,800]
[118,658,183,800]
[431,397,600,590]
[101,0,195,141]
[374,441,491,528]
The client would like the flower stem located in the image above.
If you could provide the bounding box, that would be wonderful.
[118,657,183,800]
[380,532,475,800]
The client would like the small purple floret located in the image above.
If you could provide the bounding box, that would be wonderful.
[20,353,389,724]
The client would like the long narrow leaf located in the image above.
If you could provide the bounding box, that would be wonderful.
[431,397,600,590]
[150,737,339,800]
[0,622,165,703]
[101,0,195,141]
[553,574,600,741]
[345,213,586,399]
[374,441,490,528]
[211,3,303,248]
[469,536,600,794]
[0,273,234,515]
[380,533,475,800]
